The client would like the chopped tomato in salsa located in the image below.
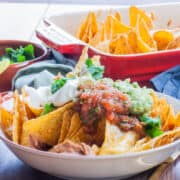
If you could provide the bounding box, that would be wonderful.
[74,82,144,135]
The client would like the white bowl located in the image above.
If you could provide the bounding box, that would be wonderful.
[0,93,180,179]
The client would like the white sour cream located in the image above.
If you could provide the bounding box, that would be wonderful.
[24,86,51,108]
[48,79,79,106]
[23,79,79,108]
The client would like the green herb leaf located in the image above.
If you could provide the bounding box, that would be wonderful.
[4,44,35,63]
[85,58,104,80]
[51,78,67,94]
[86,58,93,67]
[41,103,55,115]
[140,116,161,127]
[145,126,163,138]
[17,54,26,62]
[140,115,163,138]
[24,44,35,60]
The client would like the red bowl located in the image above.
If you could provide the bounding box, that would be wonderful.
[36,31,180,87]
[0,40,48,91]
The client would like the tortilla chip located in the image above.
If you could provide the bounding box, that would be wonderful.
[98,120,140,155]
[12,91,28,144]
[111,17,131,35]
[114,12,121,21]
[74,46,88,75]
[110,34,133,54]
[95,40,110,53]
[163,105,176,131]
[69,117,106,146]
[129,6,153,29]
[58,109,74,143]
[93,117,106,146]
[77,12,98,43]
[128,31,139,53]
[21,87,43,117]
[21,102,73,147]
[137,17,156,49]
[132,127,180,152]
[0,108,13,139]
[150,93,179,131]
[166,36,180,49]
[77,12,92,40]
[153,30,174,50]
[21,88,36,119]
[65,112,82,139]
[176,113,180,126]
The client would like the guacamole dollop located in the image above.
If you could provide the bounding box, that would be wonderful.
[114,79,153,115]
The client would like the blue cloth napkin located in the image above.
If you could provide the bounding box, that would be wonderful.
[151,65,180,99]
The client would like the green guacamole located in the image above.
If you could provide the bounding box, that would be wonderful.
[114,79,153,115]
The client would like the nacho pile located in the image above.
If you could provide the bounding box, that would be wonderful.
[76,6,180,54]
[0,48,179,156]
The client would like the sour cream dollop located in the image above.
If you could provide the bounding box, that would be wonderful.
[49,79,79,106]
[24,86,51,108]
[24,79,79,108]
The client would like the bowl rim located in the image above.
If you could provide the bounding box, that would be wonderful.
[0,129,179,161]
[0,40,48,66]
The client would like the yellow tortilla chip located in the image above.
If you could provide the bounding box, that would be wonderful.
[12,91,28,144]
[98,120,140,155]
[21,102,73,147]
[65,112,82,139]
[110,34,133,54]
[128,31,139,53]
[69,117,106,146]
[137,17,156,49]
[104,15,131,39]
[129,6,153,29]
[95,40,110,53]
[166,36,180,50]
[21,88,43,117]
[0,108,13,139]
[153,30,174,50]
[77,12,98,43]
[58,109,74,143]
[132,127,180,152]
[150,93,179,131]
[114,12,121,21]
[176,113,180,126]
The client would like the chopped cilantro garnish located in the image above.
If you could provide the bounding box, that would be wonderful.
[5,44,35,63]
[41,103,55,115]
[140,115,163,138]
[85,58,104,80]
[51,78,67,94]
[51,77,75,94]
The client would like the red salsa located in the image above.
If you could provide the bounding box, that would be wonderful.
[74,82,144,134]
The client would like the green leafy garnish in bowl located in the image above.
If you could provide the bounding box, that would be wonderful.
[140,115,163,138]
[41,103,55,116]
[0,44,35,64]
[85,58,104,80]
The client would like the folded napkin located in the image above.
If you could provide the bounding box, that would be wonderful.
[151,65,180,99]
[12,50,74,91]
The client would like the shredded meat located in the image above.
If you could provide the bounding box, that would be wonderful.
[29,135,52,151]
[49,140,95,155]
